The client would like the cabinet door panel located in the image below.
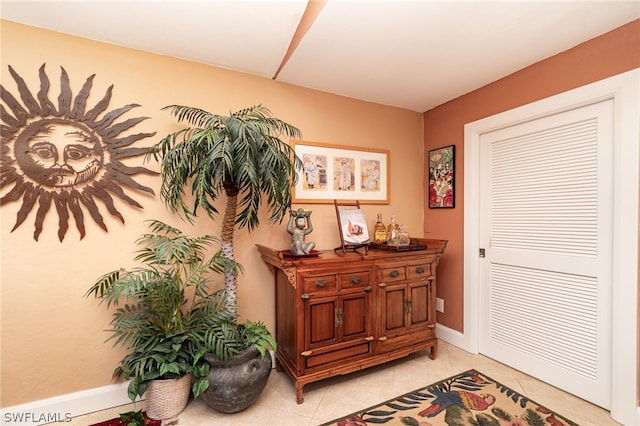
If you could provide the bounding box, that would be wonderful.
[410,283,429,325]
[307,299,337,347]
[342,294,367,337]
[383,286,407,331]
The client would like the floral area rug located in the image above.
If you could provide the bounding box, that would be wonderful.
[320,369,579,426]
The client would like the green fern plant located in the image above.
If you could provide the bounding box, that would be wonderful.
[85,219,243,400]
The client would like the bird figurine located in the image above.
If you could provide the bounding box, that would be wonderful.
[418,389,496,417]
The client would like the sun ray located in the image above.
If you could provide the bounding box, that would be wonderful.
[113,146,153,159]
[108,173,154,195]
[0,170,19,188]
[67,193,86,238]
[1,180,26,203]
[37,64,57,116]
[1,104,21,129]
[100,181,144,208]
[58,67,72,115]
[1,64,157,240]
[105,116,149,138]
[79,192,107,232]
[11,183,38,231]
[110,162,156,177]
[84,85,113,121]
[70,74,95,119]
[33,189,53,241]
[94,104,140,130]
[1,85,28,126]
[8,65,41,116]
[53,192,70,241]
[112,133,157,150]
[93,188,124,223]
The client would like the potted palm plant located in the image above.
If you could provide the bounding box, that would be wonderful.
[148,104,302,413]
[85,220,237,419]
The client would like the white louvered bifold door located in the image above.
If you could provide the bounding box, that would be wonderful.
[478,99,613,409]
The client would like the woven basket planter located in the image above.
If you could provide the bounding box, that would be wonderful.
[145,373,193,420]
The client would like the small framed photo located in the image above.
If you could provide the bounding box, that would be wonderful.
[428,145,455,208]
[338,208,370,245]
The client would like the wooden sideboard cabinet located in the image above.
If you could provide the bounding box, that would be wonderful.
[256,238,447,403]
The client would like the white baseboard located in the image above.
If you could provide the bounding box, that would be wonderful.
[436,323,474,353]
[1,382,136,426]
[3,342,460,425]
[3,351,277,425]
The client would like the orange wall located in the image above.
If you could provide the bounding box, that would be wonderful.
[424,19,640,332]
[0,21,424,407]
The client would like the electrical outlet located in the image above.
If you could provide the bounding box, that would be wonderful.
[436,297,444,313]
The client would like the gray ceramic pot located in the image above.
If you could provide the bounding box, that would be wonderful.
[201,346,272,413]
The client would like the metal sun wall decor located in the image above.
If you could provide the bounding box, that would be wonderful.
[0,64,157,241]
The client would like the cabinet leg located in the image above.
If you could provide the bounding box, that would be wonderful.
[296,383,304,404]
[430,343,438,360]
[275,357,283,372]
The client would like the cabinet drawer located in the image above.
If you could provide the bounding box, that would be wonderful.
[340,271,370,289]
[378,266,406,283]
[407,263,431,280]
[302,275,337,293]
[305,342,370,369]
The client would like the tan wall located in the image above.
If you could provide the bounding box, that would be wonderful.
[423,19,640,332]
[0,20,424,407]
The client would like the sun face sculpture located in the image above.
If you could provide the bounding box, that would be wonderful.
[1,64,156,241]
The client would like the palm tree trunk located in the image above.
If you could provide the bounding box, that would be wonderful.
[222,183,239,320]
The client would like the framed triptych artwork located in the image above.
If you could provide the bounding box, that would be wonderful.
[428,145,455,208]
[292,140,389,204]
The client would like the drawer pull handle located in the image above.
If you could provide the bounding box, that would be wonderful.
[416,267,425,274]
[350,277,362,284]
[378,283,387,287]
[378,336,388,341]
[364,286,372,291]
[390,270,400,278]
[427,323,436,329]
[315,280,328,287]
[301,351,313,357]
[365,336,374,341]
[301,294,310,299]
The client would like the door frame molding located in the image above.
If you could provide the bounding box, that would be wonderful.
[463,69,639,425]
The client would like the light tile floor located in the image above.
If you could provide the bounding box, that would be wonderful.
[71,340,619,426]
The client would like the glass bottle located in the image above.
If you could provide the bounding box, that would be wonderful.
[374,213,387,243]
[398,224,410,246]
[387,215,398,246]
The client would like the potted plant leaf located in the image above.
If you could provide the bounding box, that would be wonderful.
[148,104,302,413]
[85,220,237,419]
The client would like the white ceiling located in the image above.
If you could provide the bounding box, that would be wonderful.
[1,0,638,112]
